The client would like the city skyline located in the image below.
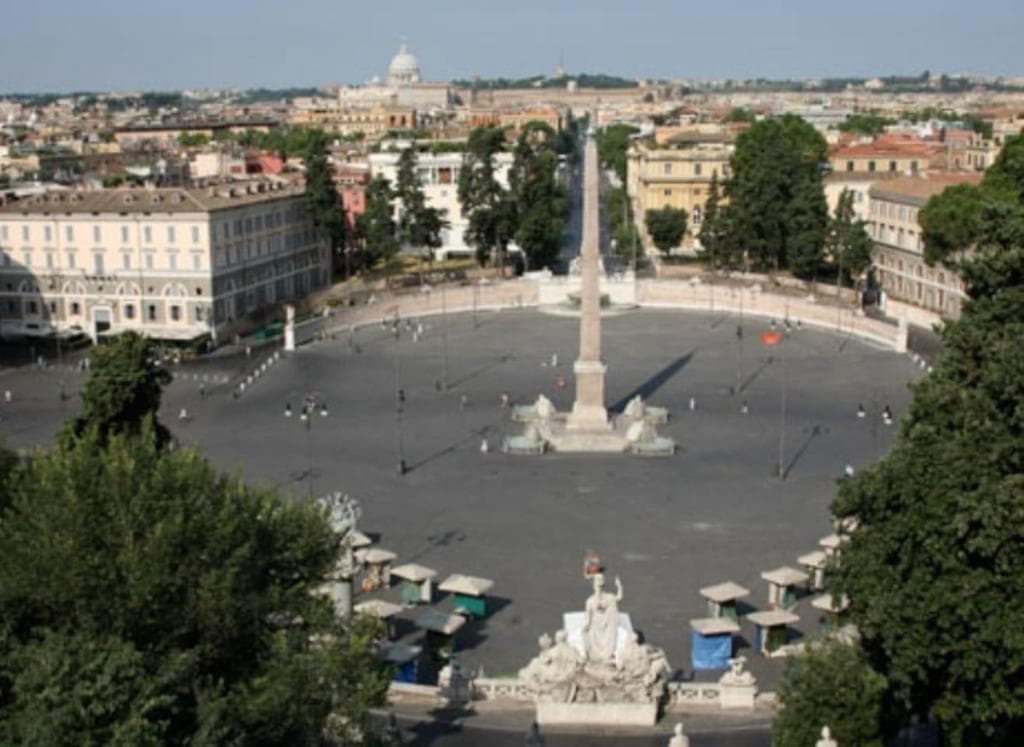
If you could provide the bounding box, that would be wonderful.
[2,0,1022,94]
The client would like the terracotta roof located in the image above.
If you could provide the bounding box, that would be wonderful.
[869,173,983,203]
[0,179,303,215]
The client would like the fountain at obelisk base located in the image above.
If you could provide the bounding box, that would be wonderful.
[503,124,673,455]
[518,572,671,726]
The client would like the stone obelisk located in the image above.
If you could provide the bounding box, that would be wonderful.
[566,126,611,433]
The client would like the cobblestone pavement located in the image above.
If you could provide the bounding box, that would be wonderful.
[0,308,921,696]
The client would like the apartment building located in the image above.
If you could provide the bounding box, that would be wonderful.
[368,149,515,260]
[626,131,734,249]
[867,174,981,318]
[0,180,329,342]
[289,104,417,138]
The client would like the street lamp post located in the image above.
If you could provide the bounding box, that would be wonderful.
[761,329,786,479]
[285,392,329,498]
[393,322,407,475]
[440,272,449,391]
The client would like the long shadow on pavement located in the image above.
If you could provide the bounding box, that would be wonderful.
[609,351,695,413]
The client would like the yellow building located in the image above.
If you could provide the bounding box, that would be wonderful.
[626,131,734,249]
[867,174,981,318]
[288,104,417,138]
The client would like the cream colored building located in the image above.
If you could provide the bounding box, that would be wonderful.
[626,132,734,249]
[368,149,516,261]
[289,103,417,138]
[867,174,981,318]
[0,180,329,342]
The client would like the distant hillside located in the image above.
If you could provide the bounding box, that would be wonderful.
[452,73,638,90]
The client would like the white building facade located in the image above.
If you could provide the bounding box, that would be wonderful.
[368,150,516,260]
[0,181,329,342]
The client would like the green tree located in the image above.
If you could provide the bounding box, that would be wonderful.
[838,113,895,136]
[824,188,874,287]
[509,122,568,271]
[0,428,390,745]
[355,175,399,270]
[303,130,347,273]
[63,332,171,448]
[722,107,755,123]
[830,253,1024,743]
[394,147,447,261]
[773,641,887,747]
[920,135,1024,298]
[722,115,828,276]
[697,172,723,269]
[596,123,639,184]
[644,206,688,255]
[605,186,641,266]
[176,132,209,147]
[458,126,515,274]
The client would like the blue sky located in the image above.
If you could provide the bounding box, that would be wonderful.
[2,0,1021,93]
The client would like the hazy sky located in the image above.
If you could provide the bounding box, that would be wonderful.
[2,0,1022,93]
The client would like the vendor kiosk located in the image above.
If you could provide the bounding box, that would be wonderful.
[699,581,750,620]
[747,609,800,655]
[439,574,495,619]
[689,616,741,670]
[390,563,438,605]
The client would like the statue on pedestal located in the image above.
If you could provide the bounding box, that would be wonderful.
[582,572,623,665]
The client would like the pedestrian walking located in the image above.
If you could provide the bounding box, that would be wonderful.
[199,381,206,397]
[459,393,469,409]
[740,400,748,414]
[179,407,189,421]
[689,396,696,411]
[844,463,855,478]
[500,391,510,408]
[551,352,559,367]
[480,438,489,454]
[4,390,11,403]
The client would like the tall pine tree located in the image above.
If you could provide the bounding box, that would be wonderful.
[394,147,447,262]
[302,131,347,275]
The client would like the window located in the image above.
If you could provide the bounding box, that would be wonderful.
[191,253,202,271]
[910,160,919,173]
[143,226,152,243]
[846,160,854,172]
[27,301,38,314]
[66,251,75,269]
[693,163,702,176]
[255,216,263,231]
[234,220,242,236]
[168,253,177,271]
[2,252,8,267]
[191,225,200,243]
[122,252,131,270]
[121,225,130,243]
[147,304,157,321]
[93,225,101,242]
[46,252,54,269]
[0,225,7,240]
[194,306,204,321]
[22,225,30,241]
[664,189,672,196]
[223,223,230,240]
[94,252,104,274]
[167,226,175,243]
[70,302,81,316]
[898,207,906,221]
[244,218,253,233]
[124,304,135,320]
[65,225,74,242]
[44,225,52,241]
[868,161,876,172]
[144,253,154,270]
[170,305,181,321]
[889,161,897,172]
[22,251,31,267]
[663,163,672,175]
[692,205,702,225]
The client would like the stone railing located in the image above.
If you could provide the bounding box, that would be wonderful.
[317,276,906,352]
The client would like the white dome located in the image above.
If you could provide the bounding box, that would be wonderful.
[388,43,421,86]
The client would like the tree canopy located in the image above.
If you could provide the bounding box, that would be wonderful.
[394,147,447,257]
[355,175,400,270]
[0,426,389,744]
[644,206,688,255]
[697,172,724,267]
[596,123,639,184]
[509,122,568,270]
[458,126,515,272]
[720,115,829,276]
[824,187,874,285]
[773,641,886,747]
[303,130,347,266]
[63,331,171,448]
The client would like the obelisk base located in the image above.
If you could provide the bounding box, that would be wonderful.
[566,360,611,432]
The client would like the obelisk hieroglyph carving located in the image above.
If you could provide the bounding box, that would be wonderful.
[566,125,611,432]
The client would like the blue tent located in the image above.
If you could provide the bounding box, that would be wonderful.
[691,629,732,670]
